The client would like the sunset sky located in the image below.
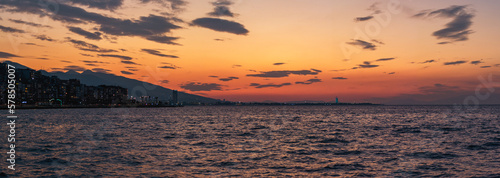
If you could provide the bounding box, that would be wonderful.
[1,0,499,104]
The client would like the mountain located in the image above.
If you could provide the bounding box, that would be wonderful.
[3,60,219,103]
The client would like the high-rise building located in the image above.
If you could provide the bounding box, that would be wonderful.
[172,90,178,105]
[335,97,338,104]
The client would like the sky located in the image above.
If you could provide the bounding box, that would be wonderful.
[0,0,499,104]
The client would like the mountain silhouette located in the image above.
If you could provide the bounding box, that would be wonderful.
[2,60,219,103]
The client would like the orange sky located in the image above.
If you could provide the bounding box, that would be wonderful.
[1,0,499,104]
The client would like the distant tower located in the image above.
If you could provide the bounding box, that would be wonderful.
[335,96,338,104]
[172,90,178,104]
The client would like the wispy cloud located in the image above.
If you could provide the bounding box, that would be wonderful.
[141,49,179,58]
[414,5,474,44]
[250,83,292,88]
[180,82,223,91]
[247,69,321,78]
[346,39,376,50]
[68,26,102,40]
[443,60,467,65]
[0,25,25,33]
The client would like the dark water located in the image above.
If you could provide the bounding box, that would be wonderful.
[1,106,499,177]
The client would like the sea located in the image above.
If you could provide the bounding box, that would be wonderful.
[1,105,499,177]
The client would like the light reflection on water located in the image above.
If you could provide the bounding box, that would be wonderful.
[2,105,499,177]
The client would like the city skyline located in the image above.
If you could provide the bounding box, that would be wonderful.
[1,0,499,104]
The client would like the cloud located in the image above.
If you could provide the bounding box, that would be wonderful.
[61,60,72,63]
[121,70,133,75]
[98,54,132,60]
[246,69,321,78]
[66,37,117,52]
[414,5,474,44]
[63,65,86,71]
[419,60,436,64]
[159,80,169,84]
[250,83,292,89]
[355,16,373,22]
[192,17,249,35]
[120,60,139,65]
[9,19,51,28]
[23,43,43,46]
[0,25,25,33]
[141,0,188,13]
[0,51,20,58]
[37,57,49,60]
[145,35,180,45]
[346,39,376,50]
[219,76,239,81]
[358,61,379,68]
[68,26,102,40]
[376,57,395,61]
[232,64,242,68]
[141,49,179,58]
[295,78,322,85]
[180,82,223,91]
[69,0,124,10]
[443,60,467,65]
[158,63,180,69]
[480,66,491,68]
[273,62,285,66]
[0,1,182,44]
[92,68,111,73]
[388,72,396,75]
[332,77,347,80]
[372,39,384,45]
[419,83,459,94]
[209,75,218,78]
[34,35,55,42]
[470,60,483,65]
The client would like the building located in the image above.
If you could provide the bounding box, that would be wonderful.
[172,90,178,105]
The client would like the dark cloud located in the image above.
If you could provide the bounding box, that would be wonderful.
[232,64,242,68]
[141,0,188,13]
[61,60,72,63]
[120,60,139,65]
[358,61,379,68]
[376,57,395,61]
[0,51,20,58]
[480,66,491,68]
[158,63,180,69]
[68,26,102,40]
[66,37,117,52]
[295,78,322,85]
[273,63,285,66]
[98,54,132,60]
[372,39,384,45]
[141,49,179,58]
[214,38,224,41]
[63,65,86,71]
[121,70,133,75]
[332,77,347,80]
[208,6,235,17]
[37,57,49,60]
[250,83,292,89]
[0,1,182,44]
[419,60,436,64]
[80,53,94,57]
[209,75,218,78]
[346,39,376,50]
[146,35,180,45]
[414,5,474,44]
[192,18,249,35]
[85,63,97,66]
[388,72,396,75]
[9,19,51,28]
[23,43,43,46]
[246,69,321,78]
[419,83,459,94]
[0,25,25,33]
[81,60,108,64]
[92,68,111,73]
[34,35,55,42]
[180,82,223,91]
[443,60,467,65]
[355,16,373,22]
[69,0,124,11]
[219,76,239,81]
[470,60,483,65]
